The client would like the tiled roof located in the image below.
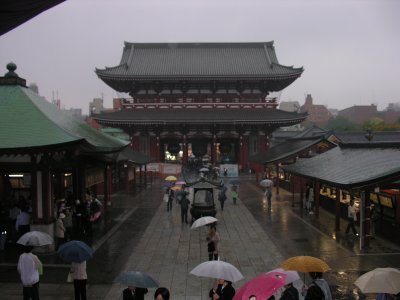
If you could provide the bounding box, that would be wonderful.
[283,144,400,189]
[118,147,151,164]
[250,138,332,164]
[93,108,307,125]
[0,85,128,153]
[96,42,303,78]
[334,131,400,144]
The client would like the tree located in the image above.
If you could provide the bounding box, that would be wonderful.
[324,116,361,131]
[362,117,385,131]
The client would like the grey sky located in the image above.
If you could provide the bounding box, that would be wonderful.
[1,0,399,114]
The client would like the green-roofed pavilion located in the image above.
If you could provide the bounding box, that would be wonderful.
[0,63,128,233]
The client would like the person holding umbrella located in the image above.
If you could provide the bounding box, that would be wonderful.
[280,282,299,300]
[17,245,42,300]
[70,260,87,300]
[123,286,148,300]
[58,240,93,300]
[154,287,170,300]
[304,272,332,300]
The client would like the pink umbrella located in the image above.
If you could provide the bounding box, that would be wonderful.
[175,181,186,185]
[233,272,286,300]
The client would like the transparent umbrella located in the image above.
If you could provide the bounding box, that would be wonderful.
[17,231,53,246]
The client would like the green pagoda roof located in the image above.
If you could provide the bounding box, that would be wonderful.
[0,64,128,154]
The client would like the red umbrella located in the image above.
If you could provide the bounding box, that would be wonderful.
[233,272,286,300]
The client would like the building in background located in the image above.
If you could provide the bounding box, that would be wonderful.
[338,104,377,124]
[93,42,307,171]
[300,94,331,127]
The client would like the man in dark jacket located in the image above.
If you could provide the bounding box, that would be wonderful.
[280,283,299,300]
[179,193,190,224]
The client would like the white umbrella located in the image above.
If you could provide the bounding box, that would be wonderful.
[199,167,209,172]
[17,231,53,246]
[190,260,244,282]
[191,216,218,229]
[260,179,273,188]
[267,268,300,284]
[355,267,400,294]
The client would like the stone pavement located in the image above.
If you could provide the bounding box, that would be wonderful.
[1,175,400,299]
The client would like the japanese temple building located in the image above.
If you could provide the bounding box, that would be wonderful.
[94,42,307,172]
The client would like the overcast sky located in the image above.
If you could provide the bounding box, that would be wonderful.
[1,0,399,114]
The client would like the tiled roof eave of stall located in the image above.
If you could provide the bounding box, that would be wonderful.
[282,144,400,190]
[250,138,334,164]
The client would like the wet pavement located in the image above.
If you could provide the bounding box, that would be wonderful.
[1,175,400,299]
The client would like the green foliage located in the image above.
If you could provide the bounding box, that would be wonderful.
[324,116,361,131]
[362,117,385,131]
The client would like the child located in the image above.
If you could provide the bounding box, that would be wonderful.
[231,186,238,205]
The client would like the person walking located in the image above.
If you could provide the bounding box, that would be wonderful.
[54,213,66,250]
[154,287,170,300]
[345,198,359,236]
[179,192,190,224]
[280,282,299,300]
[17,245,42,300]
[15,206,31,239]
[218,185,228,211]
[63,208,73,241]
[220,281,235,300]
[123,286,148,300]
[206,226,220,260]
[231,186,238,205]
[265,185,273,210]
[70,260,87,300]
[304,272,332,300]
[166,188,174,212]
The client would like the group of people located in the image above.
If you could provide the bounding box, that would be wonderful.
[123,286,170,300]
[206,271,332,300]
[55,190,104,245]
[164,186,191,224]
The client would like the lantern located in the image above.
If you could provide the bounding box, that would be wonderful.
[167,143,180,155]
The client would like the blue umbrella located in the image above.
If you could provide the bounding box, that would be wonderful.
[57,240,93,263]
[114,271,159,288]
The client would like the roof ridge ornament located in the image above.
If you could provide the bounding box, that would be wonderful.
[5,62,18,77]
[0,62,26,87]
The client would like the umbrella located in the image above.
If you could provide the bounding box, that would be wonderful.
[267,268,300,284]
[57,240,93,263]
[260,179,273,188]
[191,216,218,229]
[233,272,286,300]
[175,180,186,185]
[354,267,400,294]
[190,260,244,282]
[280,256,331,273]
[17,231,53,246]
[199,167,209,172]
[114,271,159,288]
[165,175,177,182]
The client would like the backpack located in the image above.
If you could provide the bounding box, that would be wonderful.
[305,282,325,300]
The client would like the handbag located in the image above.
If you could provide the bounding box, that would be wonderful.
[163,194,169,203]
[67,272,73,283]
